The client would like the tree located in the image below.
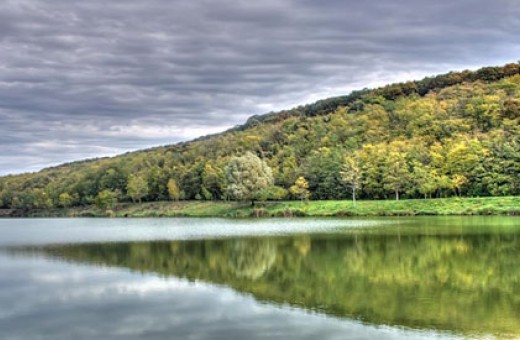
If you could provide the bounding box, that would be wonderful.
[127,174,148,203]
[359,144,386,199]
[145,165,169,200]
[258,186,288,201]
[436,175,454,198]
[167,178,181,201]
[95,190,118,209]
[181,162,204,200]
[1,62,520,208]
[202,161,224,200]
[289,177,310,201]
[303,148,348,200]
[58,192,74,208]
[452,174,467,197]
[340,153,362,205]
[412,162,438,199]
[0,188,12,209]
[225,152,274,205]
[32,188,52,209]
[383,148,410,201]
[99,167,127,191]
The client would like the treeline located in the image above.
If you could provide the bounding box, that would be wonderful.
[0,63,519,210]
[232,62,520,130]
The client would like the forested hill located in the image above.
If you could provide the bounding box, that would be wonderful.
[1,62,520,210]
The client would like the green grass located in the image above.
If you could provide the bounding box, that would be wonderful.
[16,196,520,218]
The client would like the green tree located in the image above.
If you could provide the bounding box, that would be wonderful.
[58,192,74,208]
[202,162,224,200]
[181,162,204,200]
[32,188,53,209]
[412,162,438,199]
[303,148,348,200]
[225,152,274,205]
[99,167,127,191]
[145,165,169,200]
[383,147,410,201]
[95,189,118,209]
[359,144,386,199]
[258,186,288,201]
[127,174,148,203]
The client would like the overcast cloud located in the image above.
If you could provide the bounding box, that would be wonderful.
[1,0,519,175]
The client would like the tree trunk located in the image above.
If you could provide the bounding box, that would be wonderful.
[352,187,356,207]
[395,189,399,201]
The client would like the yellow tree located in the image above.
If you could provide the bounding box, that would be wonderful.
[127,174,148,203]
[340,152,362,206]
[289,176,310,201]
[452,174,468,197]
[167,178,181,201]
[383,144,410,201]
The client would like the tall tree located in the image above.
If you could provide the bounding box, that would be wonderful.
[412,162,438,199]
[167,178,181,201]
[383,148,410,201]
[127,174,148,203]
[340,152,362,206]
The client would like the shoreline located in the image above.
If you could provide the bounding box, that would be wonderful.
[2,196,519,218]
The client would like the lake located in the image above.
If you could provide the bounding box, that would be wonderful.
[0,216,519,339]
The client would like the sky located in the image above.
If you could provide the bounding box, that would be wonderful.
[1,0,520,175]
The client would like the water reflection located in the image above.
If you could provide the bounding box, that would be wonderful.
[15,229,520,338]
[228,239,277,279]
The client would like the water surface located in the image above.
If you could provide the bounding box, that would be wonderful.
[1,217,519,339]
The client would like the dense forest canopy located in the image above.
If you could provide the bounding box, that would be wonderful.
[1,62,519,210]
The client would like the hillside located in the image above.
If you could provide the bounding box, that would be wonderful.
[1,62,519,211]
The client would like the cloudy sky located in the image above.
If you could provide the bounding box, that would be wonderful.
[1,0,519,175]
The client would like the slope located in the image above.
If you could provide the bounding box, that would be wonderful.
[1,62,519,210]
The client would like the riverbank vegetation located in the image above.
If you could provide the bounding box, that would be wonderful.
[5,196,519,218]
[0,62,519,212]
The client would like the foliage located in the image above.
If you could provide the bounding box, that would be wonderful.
[58,192,74,208]
[126,174,148,203]
[257,186,288,201]
[17,196,520,218]
[225,152,274,204]
[340,152,362,204]
[167,178,181,201]
[95,189,118,210]
[289,177,310,200]
[0,62,519,209]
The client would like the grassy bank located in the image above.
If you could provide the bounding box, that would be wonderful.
[6,196,520,218]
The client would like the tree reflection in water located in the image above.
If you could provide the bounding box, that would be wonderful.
[228,239,276,280]
[21,230,520,338]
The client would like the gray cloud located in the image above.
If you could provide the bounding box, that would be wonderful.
[1,0,519,175]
